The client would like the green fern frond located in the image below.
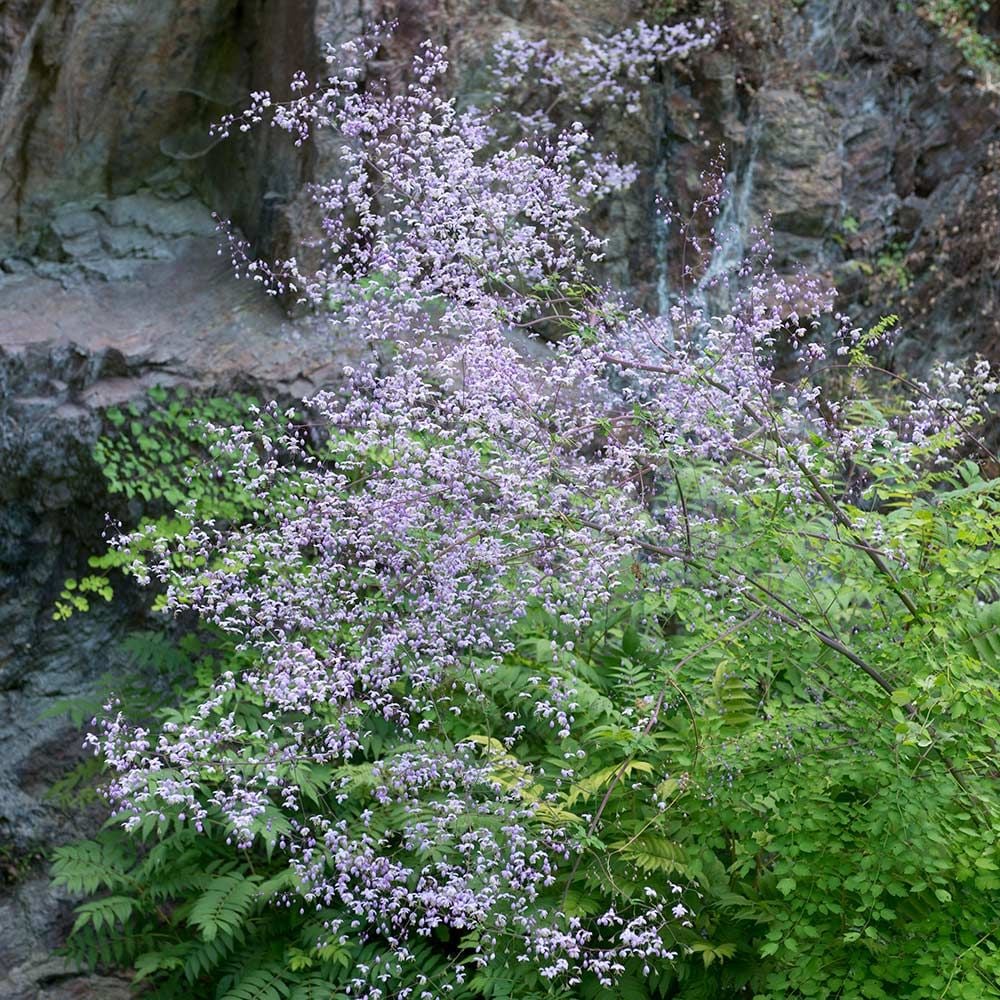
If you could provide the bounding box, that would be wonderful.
[133,946,187,983]
[217,964,292,1000]
[712,659,756,730]
[288,978,346,1000]
[559,887,606,917]
[62,923,156,972]
[611,833,689,876]
[183,931,247,983]
[257,869,298,903]
[189,873,262,942]
[70,894,136,934]
[966,601,1000,666]
[51,838,133,895]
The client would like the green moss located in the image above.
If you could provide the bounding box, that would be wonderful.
[917,0,999,76]
[0,842,48,887]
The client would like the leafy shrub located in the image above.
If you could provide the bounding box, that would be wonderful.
[55,454,1000,997]
[51,16,1000,1000]
[94,387,263,513]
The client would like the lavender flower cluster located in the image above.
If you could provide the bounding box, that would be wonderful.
[492,19,715,118]
[286,747,682,992]
[215,28,657,323]
[90,18,998,996]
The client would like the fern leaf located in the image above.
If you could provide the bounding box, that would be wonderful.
[51,838,132,895]
[71,895,136,934]
[257,868,298,902]
[184,932,244,982]
[612,834,689,876]
[133,948,186,983]
[712,659,756,729]
[560,888,605,916]
[219,965,292,1000]
[565,758,654,806]
[966,601,1000,666]
[614,973,651,1000]
[288,978,346,1000]
[188,873,261,942]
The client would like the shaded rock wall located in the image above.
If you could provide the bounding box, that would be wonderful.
[0,0,370,262]
[656,0,1000,373]
[3,1,999,371]
[1,0,241,250]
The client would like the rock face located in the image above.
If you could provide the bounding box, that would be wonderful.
[660,0,1000,373]
[3,0,1000,366]
[0,876,131,1000]
[1,0,999,994]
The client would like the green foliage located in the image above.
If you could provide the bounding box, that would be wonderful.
[96,385,262,512]
[874,239,913,292]
[636,445,1000,997]
[54,387,281,621]
[837,237,913,297]
[840,213,859,236]
[52,574,115,620]
[0,842,47,886]
[917,0,998,75]
[56,466,1000,996]
[53,356,1000,997]
[53,819,484,1000]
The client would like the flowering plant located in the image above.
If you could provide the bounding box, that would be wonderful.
[54,17,1000,1000]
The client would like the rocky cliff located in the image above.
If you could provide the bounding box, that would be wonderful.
[1,1,998,995]
[3,1,999,360]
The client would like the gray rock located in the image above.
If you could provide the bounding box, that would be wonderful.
[58,233,103,261]
[753,87,842,244]
[98,191,216,238]
[49,210,103,242]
